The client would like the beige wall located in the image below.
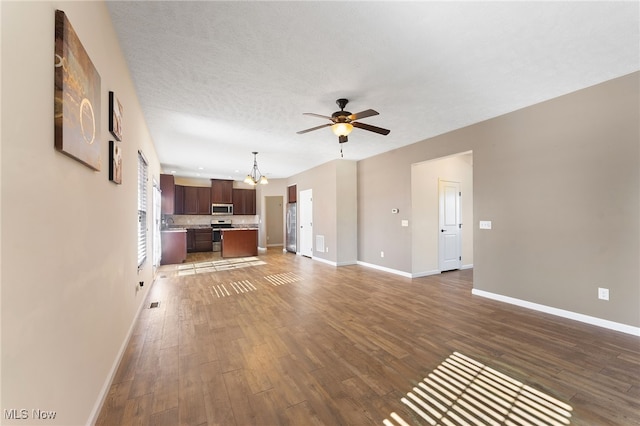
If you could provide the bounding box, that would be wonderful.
[265,196,284,246]
[358,73,639,328]
[335,160,358,265]
[288,159,357,265]
[1,2,160,424]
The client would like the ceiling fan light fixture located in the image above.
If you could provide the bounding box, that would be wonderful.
[331,122,353,136]
[244,152,267,186]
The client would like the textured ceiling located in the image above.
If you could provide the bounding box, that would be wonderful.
[107,1,639,181]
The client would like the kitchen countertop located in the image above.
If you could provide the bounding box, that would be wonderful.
[163,225,211,230]
[163,225,258,231]
[161,228,186,233]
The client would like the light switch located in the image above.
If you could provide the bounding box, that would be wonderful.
[479,220,492,230]
[401,220,409,227]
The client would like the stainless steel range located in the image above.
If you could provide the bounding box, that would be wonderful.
[211,219,232,252]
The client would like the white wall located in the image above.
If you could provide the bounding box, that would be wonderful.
[1,2,160,424]
[411,153,473,275]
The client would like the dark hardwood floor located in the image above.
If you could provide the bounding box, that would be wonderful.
[97,248,640,425]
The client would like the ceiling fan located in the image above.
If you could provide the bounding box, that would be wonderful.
[296,98,390,148]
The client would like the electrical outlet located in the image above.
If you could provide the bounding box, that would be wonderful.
[598,287,609,301]
[380,251,384,258]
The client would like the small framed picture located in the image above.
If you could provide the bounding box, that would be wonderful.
[109,91,123,141]
[109,140,122,184]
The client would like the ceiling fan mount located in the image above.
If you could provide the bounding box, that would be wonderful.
[332,98,351,120]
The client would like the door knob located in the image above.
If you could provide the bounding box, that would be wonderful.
[441,229,446,232]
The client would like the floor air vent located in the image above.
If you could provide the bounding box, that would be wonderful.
[149,302,160,309]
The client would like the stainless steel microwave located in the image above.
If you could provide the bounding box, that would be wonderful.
[211,203,233,215]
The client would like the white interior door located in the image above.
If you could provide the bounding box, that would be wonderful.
[439,180,461,271]
[299,189,313,257]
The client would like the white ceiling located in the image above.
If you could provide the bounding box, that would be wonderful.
[107,1,639,181]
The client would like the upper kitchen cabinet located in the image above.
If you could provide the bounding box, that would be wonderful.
[211,179,233,204]
[174,185,184,215]
[160,174,175,214]
[232,188,256,215]
[288,184,297,204]
[184,186,211,215]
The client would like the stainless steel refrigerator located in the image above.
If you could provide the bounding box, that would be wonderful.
[286,203,297,253]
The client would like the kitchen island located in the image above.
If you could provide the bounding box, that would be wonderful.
[221,228,258,258]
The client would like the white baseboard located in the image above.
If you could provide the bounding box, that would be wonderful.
[88,280,157,424]
[356,261,412,278]
[472,289,640,337]
[461,263,474,270]
[258,246,267,252]
[412,270,441,278]
[312,256,337,266]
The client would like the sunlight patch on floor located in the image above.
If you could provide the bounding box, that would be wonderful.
[264,272,302,286]
[210,280,258,298]
[384,352,573,426]
[174,257,266,275]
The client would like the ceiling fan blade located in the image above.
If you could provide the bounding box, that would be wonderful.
[348,109,379,121]
[352,121,390,135]
[296,123,332,134]
[303,112,333,120]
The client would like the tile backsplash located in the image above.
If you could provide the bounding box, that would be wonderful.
[164,214,258,226]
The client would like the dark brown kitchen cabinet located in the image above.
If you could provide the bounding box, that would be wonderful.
[160,174,175,214]
[186,229,195,252]
[288,184,297,203]
[232,189,256,215]
[174,185,184,215]
[161,230,186,264]
[186,228,212,253]
[211,179,233,204]
[183,186,211,215]
[194,228,213,252]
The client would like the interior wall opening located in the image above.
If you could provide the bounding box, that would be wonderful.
[411,151,473,278]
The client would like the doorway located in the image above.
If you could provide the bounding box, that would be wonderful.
[299,189,313,257]
[410,151,473,277]
[265,196,284,247]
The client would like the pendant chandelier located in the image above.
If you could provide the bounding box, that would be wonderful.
[244,151,268,185]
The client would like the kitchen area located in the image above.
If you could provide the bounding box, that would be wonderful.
[159,174,259,265]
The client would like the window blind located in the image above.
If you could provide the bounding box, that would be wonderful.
[137,151,148,268]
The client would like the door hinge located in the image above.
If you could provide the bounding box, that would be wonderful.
[459,256,462,261]
[459,223,462,228]
[459,192,461,196]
